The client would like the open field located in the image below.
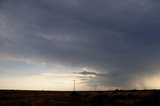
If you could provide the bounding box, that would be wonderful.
[0,90,160,106]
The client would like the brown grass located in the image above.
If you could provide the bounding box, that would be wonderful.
[0,90,160,106]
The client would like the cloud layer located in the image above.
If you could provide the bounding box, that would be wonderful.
[1,0,160,89]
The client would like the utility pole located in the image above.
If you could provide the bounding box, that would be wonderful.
[95,84,97,91]
[73,80,76,91]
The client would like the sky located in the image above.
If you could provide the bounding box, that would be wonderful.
[1,0,160,90]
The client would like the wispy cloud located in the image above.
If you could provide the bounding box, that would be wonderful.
[75,71,108,77]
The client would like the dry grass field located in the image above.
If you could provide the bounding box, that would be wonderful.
[0,90,160,106]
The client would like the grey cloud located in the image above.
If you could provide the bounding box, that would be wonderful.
[0,0,160,88]
[76,71,107,76]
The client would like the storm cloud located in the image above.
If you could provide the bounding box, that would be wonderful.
[1,0,160,89]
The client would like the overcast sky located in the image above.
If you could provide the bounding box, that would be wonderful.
[1,0,160,90]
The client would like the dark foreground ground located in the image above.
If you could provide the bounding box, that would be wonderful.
[1,90,160,106]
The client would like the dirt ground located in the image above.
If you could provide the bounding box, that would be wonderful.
[0,90,160,106]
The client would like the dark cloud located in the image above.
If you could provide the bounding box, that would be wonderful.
[76,71,107,76]
[0,0,160,88]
